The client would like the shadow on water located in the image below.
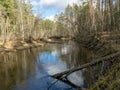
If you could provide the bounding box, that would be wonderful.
[0,41,100,90]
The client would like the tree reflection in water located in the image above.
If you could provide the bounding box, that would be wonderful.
[0,41,101,90]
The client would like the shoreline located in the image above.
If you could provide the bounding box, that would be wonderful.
[0,40,45,53]
[0,37,71,53]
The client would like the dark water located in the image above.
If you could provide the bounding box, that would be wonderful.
[0,41,99,90]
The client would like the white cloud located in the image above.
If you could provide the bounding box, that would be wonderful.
[68,0,79,5]
[30,0,81,20]
[31,0,79,9]
[40,0,65,9]
[42,0,79,9]
[45,15,55,21]
[40,0,58,6]
[33,13,37,17]
[31,1,39,6]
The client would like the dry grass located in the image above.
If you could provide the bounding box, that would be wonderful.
[4,41,22,49]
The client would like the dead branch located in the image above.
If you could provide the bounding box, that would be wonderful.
[52,51,120,78]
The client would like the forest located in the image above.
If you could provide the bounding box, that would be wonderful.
[0,0,120,43]
[0,0,120,90]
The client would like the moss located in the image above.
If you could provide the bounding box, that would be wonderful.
[108,79,120,90]
[90,62,120,90]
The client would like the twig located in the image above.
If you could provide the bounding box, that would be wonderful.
[52,51,120,78]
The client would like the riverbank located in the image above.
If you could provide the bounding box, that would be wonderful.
[0,34,120,89]
[0,37,71,53]
[79,34,120,90]
[0,40,44,53]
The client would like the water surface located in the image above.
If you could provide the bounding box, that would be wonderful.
[0,41,99,90]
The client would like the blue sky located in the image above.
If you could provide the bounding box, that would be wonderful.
[30,0,79,20]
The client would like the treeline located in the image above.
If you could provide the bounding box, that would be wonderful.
[0,0,33,43]
[54,0,120,89]
[0,0,120,44]
[56,0,120,40]
[0,0,57,44]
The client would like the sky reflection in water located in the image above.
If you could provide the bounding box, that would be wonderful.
[15,44,79,90]
[0,43,86,90]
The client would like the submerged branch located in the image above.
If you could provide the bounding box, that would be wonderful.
[52,51,120,78]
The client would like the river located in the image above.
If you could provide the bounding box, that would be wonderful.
[0,41,100,90]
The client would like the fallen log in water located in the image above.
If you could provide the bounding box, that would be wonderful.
[52,51,120,79]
